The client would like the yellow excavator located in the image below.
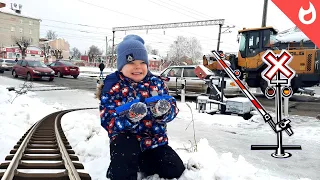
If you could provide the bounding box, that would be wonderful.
[203,26,320,94]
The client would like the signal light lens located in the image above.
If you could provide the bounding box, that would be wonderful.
[265,86,276,99]
[282,86,293,97]
[283,89,290,95]
[234,70,241,77]
[267,88,275,95]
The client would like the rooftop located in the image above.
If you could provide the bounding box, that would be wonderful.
[0,2,40,21]
[148,54,163,61]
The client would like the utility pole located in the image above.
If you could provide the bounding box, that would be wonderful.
[215,24,234,114]
[217,24,222,51]
[111,31,115,69]
[262,0,268,27]
[106,36,108,61]
[217,25,235,52]
[175,41,179,65]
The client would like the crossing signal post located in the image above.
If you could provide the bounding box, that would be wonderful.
[211,50,301,158]
[256,50,302,158]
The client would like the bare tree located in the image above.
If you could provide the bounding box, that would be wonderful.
[46,30,58,40]
[15,37,30,60]
[88,45,102,62]
[7,81,33,104]
[187,37,202,64]
[168,36,202,65]
[71,47,81,59]
[151,49,159,55]
[106,45,113,56]
[51,49,63,59]
[168,36,188,65]
[39,43,51,62]
[145,44,152,54]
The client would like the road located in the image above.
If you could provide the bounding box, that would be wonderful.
[0,71,98,91]
[1,70,319,117]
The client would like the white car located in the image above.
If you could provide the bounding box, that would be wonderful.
[0,59,16,73]
[159,65,242,97]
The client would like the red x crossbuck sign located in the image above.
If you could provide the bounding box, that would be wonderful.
[261,50,296,86]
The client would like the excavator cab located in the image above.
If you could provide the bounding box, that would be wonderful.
[237,27,278,69]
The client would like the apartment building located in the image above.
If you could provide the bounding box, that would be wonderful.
[0,2,41,47]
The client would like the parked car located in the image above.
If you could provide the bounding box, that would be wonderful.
[12,60,55,81]
[47,60,80,78]
[0,59,16,73]
[159,65,242,97]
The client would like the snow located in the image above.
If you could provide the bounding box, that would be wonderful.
[77,67,115,78]
[197,96,209,101]
[79,66,114,73]
[0,75,319,180]
[227,97,251,103]
[275,26,310,43]
[276,31,310,43]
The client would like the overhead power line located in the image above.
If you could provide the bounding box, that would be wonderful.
[41,18,112,30]
[41,24,110,36]
[113,19,225,31]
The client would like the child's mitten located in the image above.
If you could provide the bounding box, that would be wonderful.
[151,99,171,117]
[126,102,147,122]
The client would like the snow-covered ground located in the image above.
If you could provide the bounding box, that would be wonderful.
[0,76,319,180]
[78,66,115,78]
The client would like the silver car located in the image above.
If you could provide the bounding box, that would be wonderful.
[0,59,16,73]
[159,65,242,97]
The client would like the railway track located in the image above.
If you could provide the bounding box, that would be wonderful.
[0,108,96,180]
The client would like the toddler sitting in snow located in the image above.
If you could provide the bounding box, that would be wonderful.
[96,34,185,180]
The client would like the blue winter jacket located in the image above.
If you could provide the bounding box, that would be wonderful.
[99,71,179,151]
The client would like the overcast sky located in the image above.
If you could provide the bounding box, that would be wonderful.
[2,0,295,56]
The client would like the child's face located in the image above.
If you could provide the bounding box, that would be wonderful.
[121,60,148,82]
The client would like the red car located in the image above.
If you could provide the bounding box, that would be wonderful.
[12,60,55,81]
[48,60,80,78]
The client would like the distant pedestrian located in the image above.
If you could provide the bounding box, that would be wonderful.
[99,62,105,79]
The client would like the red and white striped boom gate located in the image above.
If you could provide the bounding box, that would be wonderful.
[211,50,293,136]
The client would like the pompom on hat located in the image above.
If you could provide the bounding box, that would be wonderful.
[116,34,148,71]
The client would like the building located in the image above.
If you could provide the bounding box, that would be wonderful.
[0,45,44,60]
[0,2,41,47]
[80,55,108,67]
[148,54,163,71]
[0,2,5,8]
[80,55,89,62]
[39,38,71,63]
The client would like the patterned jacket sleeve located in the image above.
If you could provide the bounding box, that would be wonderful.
[99,86,135,136]
[154,78,179,124]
